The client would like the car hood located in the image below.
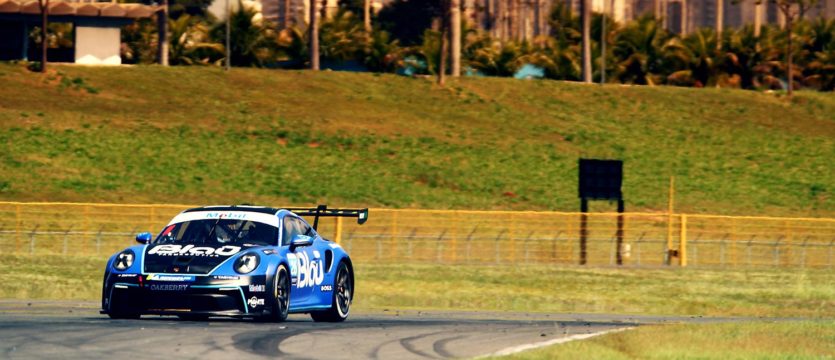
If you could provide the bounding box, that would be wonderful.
[143,244,245,275]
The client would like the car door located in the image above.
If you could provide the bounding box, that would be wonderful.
[286,216,324,308]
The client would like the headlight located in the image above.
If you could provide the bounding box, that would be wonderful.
[113,250,135,271]
[234,253,260,274]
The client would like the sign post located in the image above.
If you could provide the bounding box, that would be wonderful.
[578,159,624,265]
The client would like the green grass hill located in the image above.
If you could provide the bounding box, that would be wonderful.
[0,64,832,216]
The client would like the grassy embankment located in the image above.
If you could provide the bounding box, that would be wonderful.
[496,321,835,359]
[0,64,833,216]
[2,255,833,319]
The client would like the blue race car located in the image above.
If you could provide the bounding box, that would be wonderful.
[101,205,367,322]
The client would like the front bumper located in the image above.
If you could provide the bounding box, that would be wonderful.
[101,274,273,317]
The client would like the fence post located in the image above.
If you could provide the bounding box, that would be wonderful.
[96,229,103,255]
[450,211,458,263]
[63,228,71,256]
[15,203,21,253]
[679,214,687,267]
[29,226,38,255]
[731,218,738,267]
[390,211,398,259]
[335,217,343,244]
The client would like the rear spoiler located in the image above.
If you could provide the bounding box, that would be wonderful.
[285,205,369,230]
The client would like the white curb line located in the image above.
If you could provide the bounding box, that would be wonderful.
[477,327,636,358]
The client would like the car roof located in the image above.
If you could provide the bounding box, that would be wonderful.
[183,205,281,215]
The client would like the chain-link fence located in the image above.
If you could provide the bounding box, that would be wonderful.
[1,202,833,268]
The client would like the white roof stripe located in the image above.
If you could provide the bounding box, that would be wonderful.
[167,211,280,227]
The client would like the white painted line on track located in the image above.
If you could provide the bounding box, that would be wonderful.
[477,327,635,358]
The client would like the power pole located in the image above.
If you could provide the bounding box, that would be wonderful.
[225,0,231,70]
[601,0,607,84]
[715,0,723,50]
[37,0,49,72]
[438,0,449,85]
[581,0,592,83]
[158,0,169,66]
[451,0,461,77]
[309,0,320,70]
[364,0,371,32]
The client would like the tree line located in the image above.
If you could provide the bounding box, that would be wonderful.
[118,0,835,92]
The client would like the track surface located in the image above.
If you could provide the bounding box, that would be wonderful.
[0,301,730,359]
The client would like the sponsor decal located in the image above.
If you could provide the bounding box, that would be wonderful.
[150,284,189,291]
[249,284,265,292]
[247,296,265,308]
[117,274,138,278]
[287,253,299,277]
[205,212,247,220]
[148,244,241,257]
[320,285,333,292]
[328,243,342,249]
[212,275,240,280]
[296,251,324,289]
[147,274,195,282]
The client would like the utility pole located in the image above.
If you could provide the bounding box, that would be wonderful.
[225,0,231,70]
[451,0,461,77]
[37,0,49,72]
[364,0,371,32]
[581,0,592,83]
[309,0,320,70]
[601,0,607,85]
[715,0,723,50]
[158,0,169,66]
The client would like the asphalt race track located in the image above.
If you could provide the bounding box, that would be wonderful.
[0,300,732,359]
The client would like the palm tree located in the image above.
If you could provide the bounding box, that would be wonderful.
[211,2,277,67]
[664,28,721,87]
[722,24,782,89]
[168,15,225,65]
[613,14,671,85]
[319,9,365,62]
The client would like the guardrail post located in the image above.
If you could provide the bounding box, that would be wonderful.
[679,214,687,267]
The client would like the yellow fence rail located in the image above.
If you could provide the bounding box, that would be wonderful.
[0,202,833,268]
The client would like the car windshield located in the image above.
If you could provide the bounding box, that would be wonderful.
[154,219,278,247]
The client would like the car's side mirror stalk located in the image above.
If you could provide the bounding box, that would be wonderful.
[135,232,152,244]
[289,234,313,251]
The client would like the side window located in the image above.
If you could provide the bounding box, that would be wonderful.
[296,218,312,236]
[282,216,299,246]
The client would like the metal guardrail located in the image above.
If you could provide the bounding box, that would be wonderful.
[0,202,833,268]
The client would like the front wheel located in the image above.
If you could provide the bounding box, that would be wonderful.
[311,262,352,322]
[260,264,290,322]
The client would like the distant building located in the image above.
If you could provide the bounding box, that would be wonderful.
[0,0,158,65]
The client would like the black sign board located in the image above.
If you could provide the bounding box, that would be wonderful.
[578,159,623,200]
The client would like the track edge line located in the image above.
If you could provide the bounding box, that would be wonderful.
[474,326,635,358]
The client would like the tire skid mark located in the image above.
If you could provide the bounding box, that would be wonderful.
[430,334,467,358]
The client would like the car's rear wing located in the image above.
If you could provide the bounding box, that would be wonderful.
[285,205,369,230]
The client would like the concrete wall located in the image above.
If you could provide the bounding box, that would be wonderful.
[74,25,121,65]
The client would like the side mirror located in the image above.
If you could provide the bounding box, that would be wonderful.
[136,232,152,244]
[290,234,313,251]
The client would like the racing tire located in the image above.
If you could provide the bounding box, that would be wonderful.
[310,262,352,323]
[261,264,290,322]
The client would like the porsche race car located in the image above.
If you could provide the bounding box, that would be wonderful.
[101,205,367,322]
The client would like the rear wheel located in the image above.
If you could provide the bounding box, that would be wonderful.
[261,264,290,322]
[311,262,352,322]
